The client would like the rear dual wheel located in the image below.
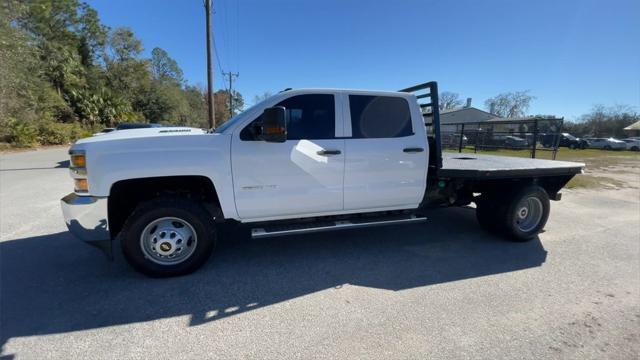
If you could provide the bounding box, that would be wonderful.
[476,186,550,241]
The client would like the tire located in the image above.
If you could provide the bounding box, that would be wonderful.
[604,145,612,150]
[568,143,576,149]
[475,195,507,233]
[120,197,217,277]
[631,146,639,152]
[502,186,550,242]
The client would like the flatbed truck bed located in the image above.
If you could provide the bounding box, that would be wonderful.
[438,153,584,179]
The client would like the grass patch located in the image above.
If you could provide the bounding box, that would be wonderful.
[445,147,639,189]
[565,174,626,189]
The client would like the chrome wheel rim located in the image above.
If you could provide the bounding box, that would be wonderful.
[140,217,197,265]
[515,197,543,232]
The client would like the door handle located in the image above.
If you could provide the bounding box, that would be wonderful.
[317,149,341,156]
[403,147,424,153]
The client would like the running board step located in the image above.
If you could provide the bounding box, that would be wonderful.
[251,214,426,239]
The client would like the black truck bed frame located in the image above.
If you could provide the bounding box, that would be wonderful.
[399,82,584,181]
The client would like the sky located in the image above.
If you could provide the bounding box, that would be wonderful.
[87,0,639,120]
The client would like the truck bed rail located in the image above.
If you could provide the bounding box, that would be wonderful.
[399,82,443,169]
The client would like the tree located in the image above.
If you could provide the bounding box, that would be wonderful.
[182,85,208,128]
[1,1,70,126]
[151,47,184,85]
[107,27,142,62]
[484,91,535,118]
[104,28,150,108]
[0,0,243,144]
[439,91,463,111]
[230,90,244,116]
[76,3,108,67]
[563,104,638,138]
[213,90,230,124]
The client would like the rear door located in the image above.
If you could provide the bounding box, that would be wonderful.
[343,93,428,211]
[231,93,345,220]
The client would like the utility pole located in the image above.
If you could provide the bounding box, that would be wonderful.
[204,0,215,129]
[224,72,239,118]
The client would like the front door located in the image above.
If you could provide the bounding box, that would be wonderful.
[231,93,345,220]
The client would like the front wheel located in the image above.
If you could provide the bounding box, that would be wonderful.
[120,197,217,277]
[604,145,612,150]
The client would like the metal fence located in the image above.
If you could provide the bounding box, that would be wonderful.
[435,117,565,160]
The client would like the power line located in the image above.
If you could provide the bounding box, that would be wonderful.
[212,35,226,84]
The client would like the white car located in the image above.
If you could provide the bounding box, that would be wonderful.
[585,137,627,150]
[621,138,640,151]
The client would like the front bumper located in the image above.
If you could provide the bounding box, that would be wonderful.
[61,193,110,242]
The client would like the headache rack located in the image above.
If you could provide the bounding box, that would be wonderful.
[399,81,443,169]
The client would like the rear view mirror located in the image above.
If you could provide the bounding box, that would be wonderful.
[261,106,287,143]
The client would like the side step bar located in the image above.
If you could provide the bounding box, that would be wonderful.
[251,214,426,239]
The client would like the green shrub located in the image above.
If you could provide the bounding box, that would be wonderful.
[37,121,72,145]
[7,120,38,147]
[37,121,91,145]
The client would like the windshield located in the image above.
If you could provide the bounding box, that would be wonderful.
[214,97,274,133]
[563,133,577,140]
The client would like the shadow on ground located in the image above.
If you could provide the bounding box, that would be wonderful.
[0,160,69,172]
[1,206,546,352]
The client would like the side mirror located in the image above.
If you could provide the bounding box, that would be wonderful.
[261,106,287,143]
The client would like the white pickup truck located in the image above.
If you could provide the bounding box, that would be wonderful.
[61,82,584,277]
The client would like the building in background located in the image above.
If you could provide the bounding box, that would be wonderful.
[623,121,640,137]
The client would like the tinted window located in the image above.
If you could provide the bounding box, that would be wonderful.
[349,95,413,138]
[240,94,335,140]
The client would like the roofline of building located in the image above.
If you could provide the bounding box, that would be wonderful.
[440,107,499,117]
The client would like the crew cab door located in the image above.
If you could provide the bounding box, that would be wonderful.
[231,93,345,220]
[343,94,428,210]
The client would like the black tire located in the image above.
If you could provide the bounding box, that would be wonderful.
[568,143,576,149]
[502,186,550,242]
[631,146,639,152]
[120,197,217,277]
[604,145,612,150]
[475,195,507,233]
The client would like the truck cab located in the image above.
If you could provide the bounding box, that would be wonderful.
[222,89,428,220]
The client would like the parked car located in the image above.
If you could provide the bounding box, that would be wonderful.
[487,134,527,149]
[442,133,468,149]
[503,135,528,148]
[542,133,587,149]
[585,137,627,150]
[621,138,640,151]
